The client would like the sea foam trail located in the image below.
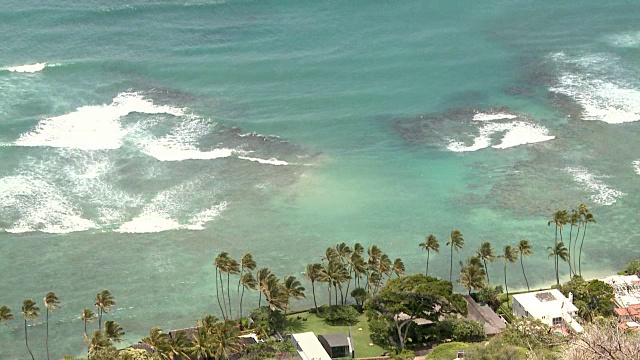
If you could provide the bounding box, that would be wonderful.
[549,53,640,124]
[4,62,46,73]
[15,92,184,150]
[186,202,228,230]
[565,167,626,205]
[237,156,289,166]
[472,113,518,121]
[607,31,640,48]
[633,160,640,175]
[447,121,555,152]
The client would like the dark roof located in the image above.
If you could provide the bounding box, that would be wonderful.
[169,326,199,341]
[464,295,506,336]
[318,333,349,347]
[129,342,153,354]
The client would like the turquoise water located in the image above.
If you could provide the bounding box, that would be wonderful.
[2,0,640,357]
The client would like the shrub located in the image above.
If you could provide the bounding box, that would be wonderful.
[323,305,360,325]
[465,338,527,360]
[620,259,640,276]
[390,349,415,360]
[435,318,485,343]
[426,342,469,360]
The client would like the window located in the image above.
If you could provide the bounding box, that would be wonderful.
[552,317,562,326]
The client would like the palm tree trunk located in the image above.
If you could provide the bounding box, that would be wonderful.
[240,284,246,320]
[504,264,509,308]
[218,270,228,319]
[226,273,233,321]
[215,267,225,320]
[311,282,318,313]
[84,320,88,338]
[25,319,35,360]
[258,291,262,308]
[573,226,581,275]
[568,225,574,276]
[237,269,243,320]
[334,284,338,305]
[555,254,560,286]
[520,256,530,291]
[449,246,453,283]
[344,267,352,303]
[46,309,50,360]
[579,224,587,276]
[98,308,102,331]
[426,250,430,276]
[328,285,332,307]
[483,259,490,285]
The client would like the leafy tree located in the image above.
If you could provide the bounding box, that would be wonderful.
[44,291,61,360]
[500,246,518,303]
[21,298,40,360]
[323,305,360,325]
[477,286,503,312]
[390,349,415,360]
[437,317,485,342]
[559,276,614,322]
[94,289,115,331]
[419,234,440,276]
[304,263,323,313]
[104,320,125,343]
[447,230,464,283]
[501,318,565,350]
[517,239,533,291]
[476,242,496,285]
[0,305,14,328]
[365,274,464,351]
[81,308,97,339]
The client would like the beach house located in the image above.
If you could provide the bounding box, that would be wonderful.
[512,289,583,333]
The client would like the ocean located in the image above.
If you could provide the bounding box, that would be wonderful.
[1,0,640,357]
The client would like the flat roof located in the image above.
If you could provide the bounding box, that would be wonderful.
[291,332,332,360]
[512,289,578,318]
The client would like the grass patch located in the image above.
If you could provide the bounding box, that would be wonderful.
[285,311,387,358]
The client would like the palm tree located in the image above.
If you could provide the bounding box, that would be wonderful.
[86,330,113,358]
[190,328,213,360]
[239,272,257,320]
[0,305,14,328]
[548,242,569,286]
[94,289,115,331]
[476,242,496,285]
[517,240,533,291]
[44,291,60,360]
[209,320,243,360]
[548,210,569,244]
[236,253,256,320]
[392,258,405,277]
[578,207,595,277]
[304,263,323,313]
[168,329,193,360]
[256,267,273,308]
[283,275,306,314]
[419,234,440,276]
[104,320,125,343]
[447,230,464,283]
[81,309,97,339]
[500,246,518,305]
[21,299,40,360]
[225,257,240,321]
[568,209,580,276]
[214,252,232,320]
[458,258,486,295]
[142,327,171,357]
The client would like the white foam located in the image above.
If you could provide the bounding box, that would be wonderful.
[607,31,640,48]
[143,143,236,161]
[15,92,185,150]
[237,156,289,166]
[186,202,228,230]
[633,160,640,175]
[5,63,46,73]
[472,113,518,121]
[566,167,626,205]
[549,53,640,124]
[0,175,96,233]
[115,212,182,233]
[447,121,554,152]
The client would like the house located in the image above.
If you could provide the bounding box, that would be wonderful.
[317,333,354,359]
[512,289,583,333]
[601,274,640,331]
[463,295,506,336]
[290,332,332,360]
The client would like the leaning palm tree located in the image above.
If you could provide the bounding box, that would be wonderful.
[419,234,440,276]
[518,240,533,291]
[392,258,405,277]
[578,208,595,277]
[447,230,465,283]
[500,246,519,305]
[568,209,580,276]
[21,299,40,360]
[256,267,273,308]
[476,242,496,285]
[214,252,232,320]
[94,289,115,331]
[239,272,257,320]
[225,257,240,320]
[548,242,569,286]
[458,258,486,295]
[44,291,60,360]
[283,275,306,314]
[81,308,97,339]
[104,320,125,343]
[0,305,14,328]
[548,210,569,244]
[304,263,323,313]
[236,253,257,320]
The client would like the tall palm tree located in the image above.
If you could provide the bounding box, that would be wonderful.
[447,230,464,283]
[352,243,365,287]
[568,209,580,276]
[81,309,97,339]
[256,267,273,308]
[236,253,256,320]
[548,210,569,244]
[214,252,231,320]
[225,257,240,321]
[476,242,496,285]
[500,246,518,304]
[239,272,257,320]
[283,275,306,314]
[263,276,287,312]
[1,305,14,328]
[578,208,595,277]
[548,242,569,286]
[458,258,486,295]
[304,263,323,313]
[21,299,40,360]
[86,330,113,358]
[94,289,115,331]
[104,320,125,343]
[419,234,440,276]
[517,240,533,291]
[44,291,60,360]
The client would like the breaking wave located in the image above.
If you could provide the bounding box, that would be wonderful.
[565,167,626,205]
[3,62,47,73]
[447,121,555,152]
[238,156,289,166]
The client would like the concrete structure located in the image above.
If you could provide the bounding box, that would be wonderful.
[290,332,332,360]
[463,295,506,336]
[318,333,354,359]
[512,289,583,333]
[601,274,640,331]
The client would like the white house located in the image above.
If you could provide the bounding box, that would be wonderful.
[512,289,583,333]
[290,332,332,360]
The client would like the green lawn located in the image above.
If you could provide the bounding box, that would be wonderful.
[285,312,388,358]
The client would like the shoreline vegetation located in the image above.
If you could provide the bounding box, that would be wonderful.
[2,204,639,359]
